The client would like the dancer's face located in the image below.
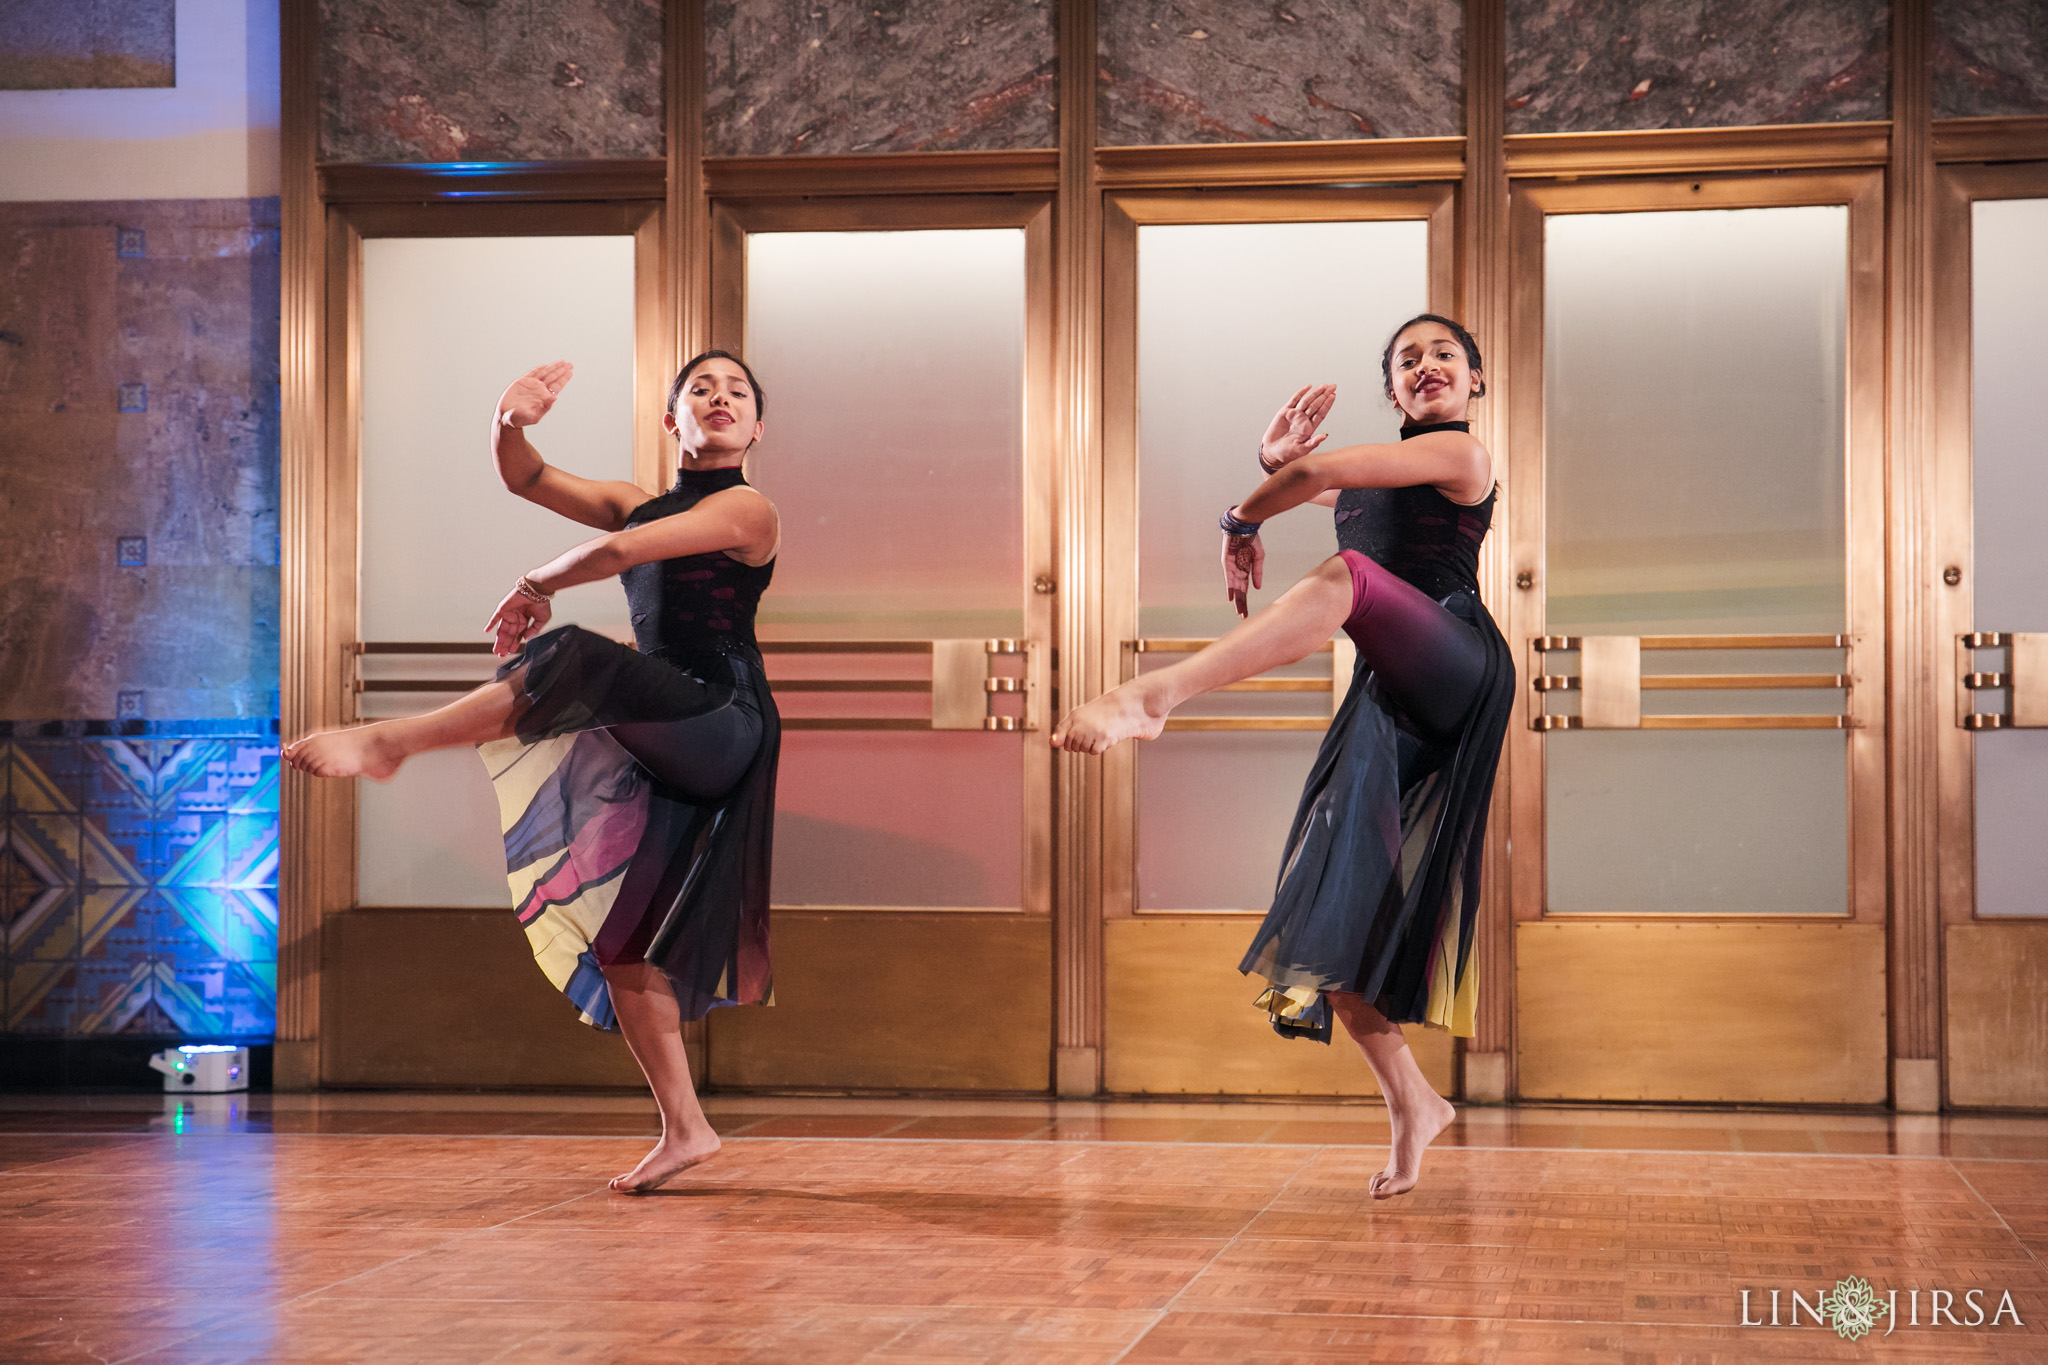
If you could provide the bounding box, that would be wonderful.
[1386,323,1480,425]
[665,358,763,459]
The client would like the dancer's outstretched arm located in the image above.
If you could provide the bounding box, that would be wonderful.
[493,361,651,531]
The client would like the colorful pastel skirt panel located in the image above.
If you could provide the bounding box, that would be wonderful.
[477,625,779,1030]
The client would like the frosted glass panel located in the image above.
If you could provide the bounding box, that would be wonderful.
[1134,220,1427,912]
[1972,198,2048,917]
[1545,207,1846,635]
[773,734,1022,907]
[1138,733,1318,911]
[1136,220,1429,639]
[745,230,1025,639]
[1547,732,1847,915]
[745,230,1027,907]
[1543,207,1850,915]
[357,235,638,906]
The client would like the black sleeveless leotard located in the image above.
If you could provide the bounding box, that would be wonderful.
[482,465,781,1030]
[1239,420,1516,1040]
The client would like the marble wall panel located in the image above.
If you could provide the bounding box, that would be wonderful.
[1506,0,1889,133]
[704,0,1057,156]
[0,0,175,90]
[1098,0,1462,145]
[320,0,663,163]
[1935,0,2048,119]
[0,199,280,722]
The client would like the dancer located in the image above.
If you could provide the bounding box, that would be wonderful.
[1053,315,1513,1199]
[286,351,781,1193]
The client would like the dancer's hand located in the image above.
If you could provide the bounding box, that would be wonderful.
[485,588,552,656]
[1223,531,1264,618]
[1258,384,1335,470]
[498,361,574,429]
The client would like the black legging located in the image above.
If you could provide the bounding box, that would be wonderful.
[1335,549,1487,742]
[608,664,762,805]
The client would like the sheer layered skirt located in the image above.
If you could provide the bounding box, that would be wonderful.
[479,625,779,1029]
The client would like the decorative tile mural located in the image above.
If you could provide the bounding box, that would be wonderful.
[1097,0,1463,145]
[704,0,1058,156]
[2,724,278,1039]
[320,0,665,163]
[1506,0,1889,133]
[1935,0,2048,119]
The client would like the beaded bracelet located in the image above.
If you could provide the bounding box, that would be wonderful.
[514,575,552,603]
[1219,507,1262,537]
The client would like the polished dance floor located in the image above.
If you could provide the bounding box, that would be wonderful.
[2,1093,2046,1362]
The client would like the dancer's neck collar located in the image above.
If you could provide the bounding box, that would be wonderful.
[1399,420,1470,439]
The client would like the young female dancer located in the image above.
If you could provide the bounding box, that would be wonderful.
[1053,315,1514,1199]
[285,351,781,1193]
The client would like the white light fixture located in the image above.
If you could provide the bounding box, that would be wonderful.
[147,1044,249,1093]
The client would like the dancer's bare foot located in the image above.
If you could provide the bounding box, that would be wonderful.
[282,726,406,781]
[1372,1091,1455,1199]
[1049,679,1171,755]
[609,1129,721,1194]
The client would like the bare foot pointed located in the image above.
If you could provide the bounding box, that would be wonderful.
[1049,680,1171,755]
[609,1129,721,1194]
[1370,1091,1455,1200]
[282,726,406,782]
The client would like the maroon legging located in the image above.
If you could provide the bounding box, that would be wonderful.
[1336,549,1487,741]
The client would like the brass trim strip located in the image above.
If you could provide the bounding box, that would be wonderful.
[1163,717,1329,733]
[781,719,932,732]
[1531,715,1852,731]
[1641,634,1851,650]
[1645,715,1853,730]
[1931,115,2048,165]
[1134,638,1335,654]
[319,160,668,204]
[761,640,933,654]
[1094,137,1465,188]
[1504,122,1891,178]
[703,149,1059,198]
[1533,673,1846,691]
[1532,634,1850,651]
[1219,678,1330,693]
[1642,674,1849,690]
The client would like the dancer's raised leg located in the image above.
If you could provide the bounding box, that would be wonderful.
[283,676,523,780]
[1051,556,1355,755]
[1328,991,1455,1199]
[602,960,721,1192]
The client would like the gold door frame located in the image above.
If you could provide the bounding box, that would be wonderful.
[705,192,1057,921]
[1505,171,1890,1104]
[699,195,1061,1091]
[314,198,670,1087]
[1933,160,2048,1108]
[1099,186,1458,919]
[1095,186,1459,1096]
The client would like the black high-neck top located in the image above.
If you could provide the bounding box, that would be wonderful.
[1331,420,1494,601]
[620,465,774,673]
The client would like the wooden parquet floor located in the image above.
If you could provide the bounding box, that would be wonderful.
[1,1094,2045,1362]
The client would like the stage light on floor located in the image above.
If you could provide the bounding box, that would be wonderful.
[148,1044,249,1093]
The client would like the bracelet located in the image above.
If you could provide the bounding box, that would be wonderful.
[1258,446,1284,474]
[1219,507,1262,537]
[514,575,552,603]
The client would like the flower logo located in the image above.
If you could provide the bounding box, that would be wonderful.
[1818,1276,1891,1341]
